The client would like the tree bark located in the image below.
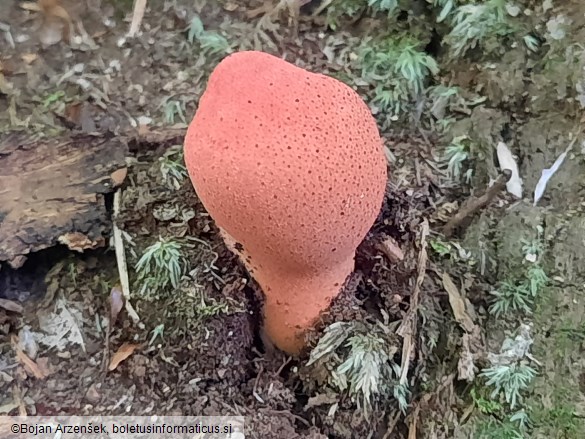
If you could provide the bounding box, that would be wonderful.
[0,132,128,268]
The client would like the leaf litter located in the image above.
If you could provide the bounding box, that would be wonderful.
[1,0,584,437]
[34,295,86,353]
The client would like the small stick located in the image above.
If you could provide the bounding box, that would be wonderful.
[112,190,140,324]
[127,0,147,38]
[443,170,511,238]
[397,219,429,385]
[407,402,421,439]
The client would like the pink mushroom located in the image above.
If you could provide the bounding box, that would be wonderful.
[184,51,387,354]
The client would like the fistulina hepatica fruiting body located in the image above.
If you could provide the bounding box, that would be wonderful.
[184,51,388,354]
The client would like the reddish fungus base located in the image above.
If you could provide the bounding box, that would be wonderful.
[222,227,354,354]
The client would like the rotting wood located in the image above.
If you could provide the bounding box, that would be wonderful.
[442,170,512,238]
[0,132,128,269]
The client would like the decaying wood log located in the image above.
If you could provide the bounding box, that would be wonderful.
[0,132,128,269]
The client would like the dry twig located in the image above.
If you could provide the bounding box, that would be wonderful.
[127,0,147,38]
[396,219,429,385]
[407,402,421,439]
[112,190,141,324]
[443,170,511,237]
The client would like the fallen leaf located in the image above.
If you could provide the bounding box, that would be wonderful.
[11,336,48,379]
[110,168,128,187]
[40,0,74,43]
[35,296,86,352]
[92,29,108,38]
[246,4,271,18]
[63,101,81,124]
[442,272,475,333]
[18,326,38,359]
[487,323,534,367]
[20,0,75,46]
[109,343,139,371]
[109,286,125,327]
[496,142,523,198]
[533,138,576,206]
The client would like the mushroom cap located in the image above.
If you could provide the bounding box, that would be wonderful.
[184,51,387,353]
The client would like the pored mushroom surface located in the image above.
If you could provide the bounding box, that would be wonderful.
[184,50,388,354]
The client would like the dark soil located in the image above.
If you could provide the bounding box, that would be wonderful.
[1,136,429,437]
[4,0,583,438]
